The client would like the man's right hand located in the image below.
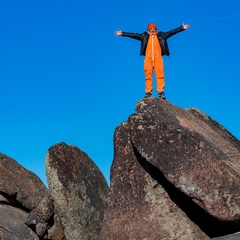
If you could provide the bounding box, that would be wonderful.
[114,29,122,36]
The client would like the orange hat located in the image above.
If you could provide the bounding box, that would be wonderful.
[147,23,157,31]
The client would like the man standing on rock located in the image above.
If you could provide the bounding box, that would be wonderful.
[114,23,190,99]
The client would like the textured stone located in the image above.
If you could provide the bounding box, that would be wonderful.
[25,195,55,237]
[0,204,39,240]
[100,121,209,240]
[47,213,65,240]
[100,97,240,239]
[45,142,109,240]
[0,153,49,211]
[130,98,240,222]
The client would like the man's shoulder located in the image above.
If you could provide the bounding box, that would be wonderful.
[142,32,149,37]
[137,32,149,39]
[157,31,164,35]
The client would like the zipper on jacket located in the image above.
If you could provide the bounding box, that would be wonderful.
[152,35,154,67]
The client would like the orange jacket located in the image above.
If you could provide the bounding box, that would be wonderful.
[145,33,162,59]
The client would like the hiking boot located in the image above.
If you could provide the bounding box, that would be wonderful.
[158,92,166,100]
[145,93,152,98]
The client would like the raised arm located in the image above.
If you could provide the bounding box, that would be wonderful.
[164,23,190,39]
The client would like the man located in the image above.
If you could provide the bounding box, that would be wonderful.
[114,23,190,99]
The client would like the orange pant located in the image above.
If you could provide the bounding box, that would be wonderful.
[144,57,164,94]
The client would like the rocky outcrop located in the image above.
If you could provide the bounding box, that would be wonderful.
[1,97,239,239]
[99,121,209,240]
[0,204,38,240]
[45,142,109,240]
[25,195,65,239]
[130,98,240,222]
[0,153,60,239]
[100,97,240,239]
[0,153,49,210]
[0,143,109,240]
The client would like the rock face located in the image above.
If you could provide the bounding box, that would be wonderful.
[100,98,240,239]
[0,204,38,240]
[45,142,109,240]
[1,97,240,239]
[0,153,49,210]
[99,121,209,240]
[131,98,240,221]
[0,153,60,239]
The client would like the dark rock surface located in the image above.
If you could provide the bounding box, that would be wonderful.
[47,213,66,240]
[45,142,109,240]
[1,97,239,239]
[0,200,39,239]
[25,195,55,237]
[0,153,49,210]
[99,121,209,239]
[100,98,240,239]
[0,153,62,239]
[130,99,240,221]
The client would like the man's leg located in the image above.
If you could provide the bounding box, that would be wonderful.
[144,58,153,95]
[154,57,165,94]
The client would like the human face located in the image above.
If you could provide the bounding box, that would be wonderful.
[149,28,157,35]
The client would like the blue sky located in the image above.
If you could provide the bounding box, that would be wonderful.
[1,0,239,186]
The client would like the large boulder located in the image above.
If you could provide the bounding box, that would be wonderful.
[100,97,240,239]
[0,153,49,210]
[99,122,209,240]
[0,153,61,239]
[0,204,39,240]
[130,98,240,222]
[45,142,109,240]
